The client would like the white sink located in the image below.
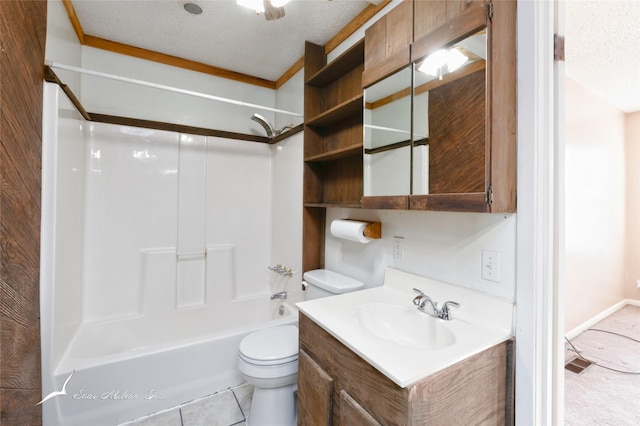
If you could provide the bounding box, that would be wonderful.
[296,267,514,387]
[355,303,456,350]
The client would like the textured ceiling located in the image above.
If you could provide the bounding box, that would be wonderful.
[71,0,639,112]
[565,0,640,112]
[72,0,372,82]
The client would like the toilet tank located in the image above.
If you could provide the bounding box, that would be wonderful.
[303,269,364,300]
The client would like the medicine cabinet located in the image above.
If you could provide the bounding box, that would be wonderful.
[361,1,516,213]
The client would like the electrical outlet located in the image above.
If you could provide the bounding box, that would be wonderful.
[482,250,501,283]
[393,236,405,260]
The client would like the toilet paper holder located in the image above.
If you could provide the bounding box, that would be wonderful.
[336,219,382,240]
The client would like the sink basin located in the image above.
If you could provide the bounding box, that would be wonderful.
[355,303,456,350]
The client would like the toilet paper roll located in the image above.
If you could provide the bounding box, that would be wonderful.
[330,220,371,244]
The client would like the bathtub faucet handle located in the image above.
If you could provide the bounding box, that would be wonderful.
[268,264,295,278]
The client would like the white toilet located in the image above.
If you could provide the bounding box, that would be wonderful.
[237,269,364,426]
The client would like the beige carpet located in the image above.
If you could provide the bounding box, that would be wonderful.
[564,304,640,425]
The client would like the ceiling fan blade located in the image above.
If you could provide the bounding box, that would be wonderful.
[263,0,285,21]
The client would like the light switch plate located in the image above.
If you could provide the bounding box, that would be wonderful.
[482,250,501,283]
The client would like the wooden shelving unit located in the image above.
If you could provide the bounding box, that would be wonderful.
[303,39,365,272]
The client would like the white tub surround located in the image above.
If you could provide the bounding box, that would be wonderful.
[296,267,514,388]
[40,84,304,426]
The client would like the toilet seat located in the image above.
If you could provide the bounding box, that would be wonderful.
[239,325,299,366]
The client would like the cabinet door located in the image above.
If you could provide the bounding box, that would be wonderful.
[339,390,382,426]
[414,0,447,42]
[298,349,333,426]
[363,0,412,87]
[414,0,485,43]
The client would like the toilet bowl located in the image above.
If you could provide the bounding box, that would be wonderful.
[237,269,364,426]
[238,325,299,426]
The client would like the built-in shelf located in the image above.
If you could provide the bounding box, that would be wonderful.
[306,40,365,88]
[306,95,364,128]
[305,143,362,163]
[304,202,362,209]
[303,38,365,273]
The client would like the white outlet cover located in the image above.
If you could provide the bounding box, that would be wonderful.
[482,249,501,283]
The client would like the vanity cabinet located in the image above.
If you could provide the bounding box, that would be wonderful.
[298,313,514,425]
[303,39,365,272]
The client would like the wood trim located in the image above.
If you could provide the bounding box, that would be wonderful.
[275,55,304,89]
[83,35,277,89]
[89,113,271,143]
[44,66,91,120]
[366,85,411,109]
[61,0,84,44]
[362,48,411,89]
[61,0,391,89]
[324,0,393,55]
[45,67,297,144]
[487,0,517,213]
[415,59,486,96]
[360,196,409,210]
[409,193,487,212]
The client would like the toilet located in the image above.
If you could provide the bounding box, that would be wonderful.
[237,269,364,426]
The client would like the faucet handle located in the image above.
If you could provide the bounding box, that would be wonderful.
[412,288,425,306]
[440,301,460,320]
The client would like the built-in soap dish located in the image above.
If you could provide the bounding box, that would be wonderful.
[565,356,592,374]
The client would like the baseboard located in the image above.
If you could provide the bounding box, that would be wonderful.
[565,299,638,340]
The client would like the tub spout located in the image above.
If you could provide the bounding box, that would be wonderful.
[270,291,287,300]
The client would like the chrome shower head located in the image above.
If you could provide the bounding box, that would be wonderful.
[251,113,275,138]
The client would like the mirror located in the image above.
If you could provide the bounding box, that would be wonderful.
[363,29,487,200]
[412,29,487,195]
[363,66,412,196]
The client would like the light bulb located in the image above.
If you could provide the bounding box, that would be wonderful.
[417,49,447,76]
[446,48,469,73]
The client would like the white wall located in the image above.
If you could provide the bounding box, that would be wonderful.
[625,111,640,300]
[325,209,516,302]
[45,0,82,92]
[564,77,627,332]
[41,84,87,370]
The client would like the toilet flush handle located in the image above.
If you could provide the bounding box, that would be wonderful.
[301,280,308,291]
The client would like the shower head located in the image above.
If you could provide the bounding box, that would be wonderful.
[251,114,275,139]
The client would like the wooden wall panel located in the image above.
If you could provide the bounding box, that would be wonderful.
[428,69,486,194]
[0,0,47,424]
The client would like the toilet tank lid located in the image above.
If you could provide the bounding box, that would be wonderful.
[303,269,364,294]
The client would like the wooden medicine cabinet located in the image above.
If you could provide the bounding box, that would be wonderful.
[361,0,516,213]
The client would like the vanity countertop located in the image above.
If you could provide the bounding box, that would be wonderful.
[296,267,514,388]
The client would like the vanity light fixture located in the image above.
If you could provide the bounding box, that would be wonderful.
[418,47,469,79]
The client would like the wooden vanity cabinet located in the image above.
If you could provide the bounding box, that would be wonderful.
[298,313,514,426]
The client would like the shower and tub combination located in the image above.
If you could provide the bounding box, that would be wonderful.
[40,81,303,425]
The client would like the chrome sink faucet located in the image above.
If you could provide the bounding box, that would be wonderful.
[412,288,460,320]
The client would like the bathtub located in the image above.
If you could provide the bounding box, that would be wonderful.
[45,298,298,426]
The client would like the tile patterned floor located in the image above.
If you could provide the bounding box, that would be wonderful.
[118,383,253,426]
